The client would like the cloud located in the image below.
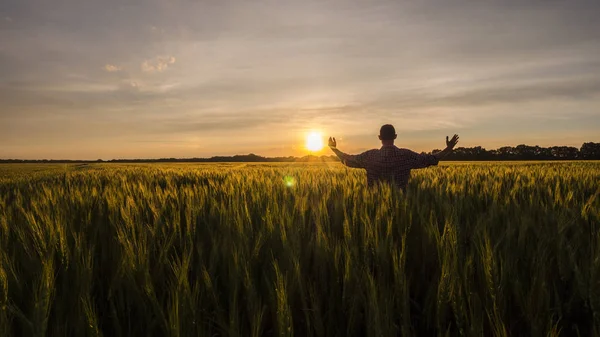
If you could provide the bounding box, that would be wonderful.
[2,1,600,159]
[104,64,121,72]
[4,17,12,23]
[118,81,140,92]
[141,56,176,73]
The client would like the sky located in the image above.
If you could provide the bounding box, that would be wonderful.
[1,0,599,159]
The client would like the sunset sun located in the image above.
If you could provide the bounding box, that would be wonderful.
[305,131,324,151]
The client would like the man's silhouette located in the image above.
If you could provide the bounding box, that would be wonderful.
[328,124,459,191]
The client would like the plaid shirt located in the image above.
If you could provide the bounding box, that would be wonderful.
[333,145,439,190]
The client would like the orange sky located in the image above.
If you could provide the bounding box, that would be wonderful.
[1,1,599,159]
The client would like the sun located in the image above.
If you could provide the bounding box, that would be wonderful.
[305,131,324,151]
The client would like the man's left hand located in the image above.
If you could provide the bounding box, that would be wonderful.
[328,137,337,148]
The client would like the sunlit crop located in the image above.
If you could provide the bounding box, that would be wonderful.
[0,162,599,336]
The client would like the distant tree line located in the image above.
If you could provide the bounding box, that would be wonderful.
[2,142,599,163]
[0,154,340,164]
[431,142,600,161]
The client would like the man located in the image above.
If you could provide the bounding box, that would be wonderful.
[328,124,459,191]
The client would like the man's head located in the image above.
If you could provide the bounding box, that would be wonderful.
[378,124,397,144]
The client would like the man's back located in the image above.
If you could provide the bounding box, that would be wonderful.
[337,145,439,190]
[328,126,458,190]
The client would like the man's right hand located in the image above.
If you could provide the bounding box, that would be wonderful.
[446,134,459,150]
[328,137,337,149]
[434,134,459,160]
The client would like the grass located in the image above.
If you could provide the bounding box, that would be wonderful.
[0,161,599,336]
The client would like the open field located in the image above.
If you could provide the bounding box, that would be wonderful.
[1,162,599,336]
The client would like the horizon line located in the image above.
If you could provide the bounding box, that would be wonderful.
[1,141,598,162]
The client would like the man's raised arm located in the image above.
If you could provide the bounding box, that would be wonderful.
[409,134,459,169]
[328,137,368,169]
[434,134,460,160]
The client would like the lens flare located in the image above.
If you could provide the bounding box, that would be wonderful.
[284,176,295,187]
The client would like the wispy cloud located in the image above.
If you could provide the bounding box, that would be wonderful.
[104,64,121,72]
[4,17,12,23]
[141,56,176,73]
[117,80,140,92]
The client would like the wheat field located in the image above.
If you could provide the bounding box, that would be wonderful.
[0,162,599,336]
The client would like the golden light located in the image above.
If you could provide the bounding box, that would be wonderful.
[305,131,324,151]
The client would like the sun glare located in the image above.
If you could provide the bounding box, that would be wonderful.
[305,131,324,151]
